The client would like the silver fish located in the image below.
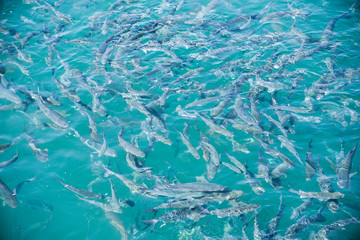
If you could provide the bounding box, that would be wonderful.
[118,127,145,158]
[285,206,325,239]
[0,81,22,104]
[278,135,302,164]
[290,199,312,220]
[0,179,17,208]
[53,177,104,200]
[105,211,128,240]
[305,140,317,181]
[266,195,285,239]
[0,143,11,154]
[310,217,360,240]
[317,170,340,213]
[254,211,262,240]
[336,142,358,188]
[289,189,344,201]
[198,113,234,138]
[0,152,18,168]
[76,195,122,214]
[71,128,117,157]
[226,152,247,174]
[143,206,209,228]
[36,91,69,128]
[210,203,260,218]
[24,133,49,162]
[210,97,232,118]
[175,127,200,160]
[103,166,148,195]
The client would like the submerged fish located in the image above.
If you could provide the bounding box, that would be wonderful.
[118,127,145,158]
[210,203,260,218]
[289,189,344,201]
[0,179,17,208]
[336,142,358,188]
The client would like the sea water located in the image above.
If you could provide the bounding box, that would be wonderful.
[0,0,360,239]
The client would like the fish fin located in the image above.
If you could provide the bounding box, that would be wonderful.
[141,219,158,230]
[325,157,337,172]
[118,127,125,137]
[98,133,107,157]
[350,172,357,179]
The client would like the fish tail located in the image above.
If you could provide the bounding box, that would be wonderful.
[142,219,158,227]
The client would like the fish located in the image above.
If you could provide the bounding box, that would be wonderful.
[105,211,128,240]
[245,171,265,195]
[226,152,247,174]
[118,127,145,158]
[97,133,108,158]
[155,181,228,193]
[0,81,22,104]
[197,112,234,138]
[317,170,340,213]
[43,0,73,24]
[35,90,69,128]
[285,206,326,239]
[107,179,122,213]
[143,206,209,228]
[310,217,360,240]
[0,151,19,168]
[12,43,33,64]
[20,31,40,49]
[210,97,232,118]
[24,133,49,163]
[151,190,243,210]
[53,177,104,200]
[305,140,317,181]
[234,96,257,126]
[290,198,313,220]
[0,179,17,208]
[210,203,260,218]
[256,149,275,186]
[175,127,200,159]
[266,195,284,239]
[71,128,117,157]
[336,142,358,188]
[254,211,263,240]
[76,195,122,214]
[254,75,291,93]
[0,143,11,154]
[271,163,290,178]
[103,165,149,196]
[289,189,344,201]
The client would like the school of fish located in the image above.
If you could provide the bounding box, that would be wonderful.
[0,0,360,239]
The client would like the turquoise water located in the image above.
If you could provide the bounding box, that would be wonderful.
[0,0,360,239]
